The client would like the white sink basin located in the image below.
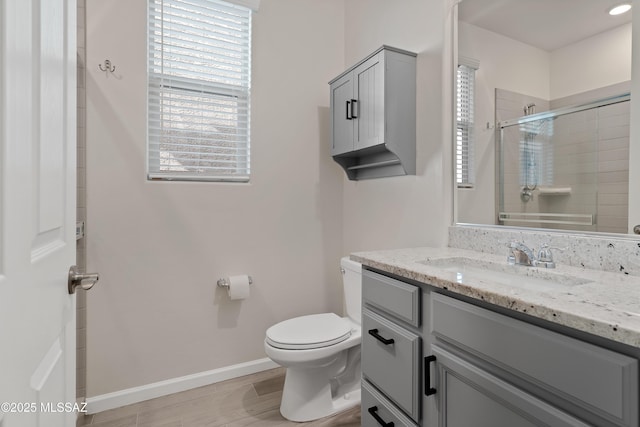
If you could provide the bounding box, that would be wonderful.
[419,257,592,291]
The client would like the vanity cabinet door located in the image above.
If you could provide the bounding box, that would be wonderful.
[431,293,638,426]
[432,346,592,427]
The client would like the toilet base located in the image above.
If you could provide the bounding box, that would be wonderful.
[263,318,362,422]
[280,366,361,422]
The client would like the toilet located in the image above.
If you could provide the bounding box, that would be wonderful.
[264,257,362,422]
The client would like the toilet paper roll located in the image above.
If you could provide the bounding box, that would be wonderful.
[227,275,251,300]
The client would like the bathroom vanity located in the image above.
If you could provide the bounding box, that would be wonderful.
[354,247,640,427]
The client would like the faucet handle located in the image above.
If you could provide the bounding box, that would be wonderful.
[535,243,566,268]
[537,243,554,262]
[507,241,535,266]
[506,241,518,264]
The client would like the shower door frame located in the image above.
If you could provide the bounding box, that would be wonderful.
[496,92,631,228]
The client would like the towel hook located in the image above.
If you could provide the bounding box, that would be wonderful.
[98,59,116,73]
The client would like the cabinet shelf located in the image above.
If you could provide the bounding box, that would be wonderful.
[346,159,401,171]
[332,143,408,180]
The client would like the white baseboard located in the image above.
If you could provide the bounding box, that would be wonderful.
[85,358,279,414]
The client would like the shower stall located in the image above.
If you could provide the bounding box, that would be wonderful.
[497,93,630,233]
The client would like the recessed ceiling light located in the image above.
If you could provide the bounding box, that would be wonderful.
[608,3,632,15]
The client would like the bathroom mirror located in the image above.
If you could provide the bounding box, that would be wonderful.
[455,0,635,234]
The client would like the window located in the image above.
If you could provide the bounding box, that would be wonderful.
[519,118,554,189]
[148,0,253,182]
[456,60,477,188]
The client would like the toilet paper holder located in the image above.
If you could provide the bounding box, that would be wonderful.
[217,276,253,288]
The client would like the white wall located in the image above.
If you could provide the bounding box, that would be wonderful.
[341,0,451,254]
[551,23,632,100]
[85,0,346,396]
[86,0,457,398]
[457,22,550,225]
[458,22,551,100]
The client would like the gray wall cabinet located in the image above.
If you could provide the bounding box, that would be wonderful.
[361,268,640,427]
[329,46,416,180]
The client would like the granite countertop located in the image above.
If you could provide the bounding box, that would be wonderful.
[351,247,640,348]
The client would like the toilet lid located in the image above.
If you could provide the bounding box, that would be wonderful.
[266,313,352,350]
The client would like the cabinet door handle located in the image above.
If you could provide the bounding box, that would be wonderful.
[346,100,352,120]
[424,355,437,396]
[368,328,395,345]
[351,99,358,118]
[368,406,395,427]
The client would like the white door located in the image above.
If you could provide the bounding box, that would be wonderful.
[0,1,78,426]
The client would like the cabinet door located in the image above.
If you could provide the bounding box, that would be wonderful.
[431,293,638,426]
[330,72,354,155]
[363,309,421,421]
[431,346,592,427]
[353,53,384,151]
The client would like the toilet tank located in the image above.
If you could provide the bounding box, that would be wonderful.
[341,257,362,325]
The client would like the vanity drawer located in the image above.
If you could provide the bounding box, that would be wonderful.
[363,269,420,326]
[362,380,418,427]
[431,293,639,427]
[362,308,421,421]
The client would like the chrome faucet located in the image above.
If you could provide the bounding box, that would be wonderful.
[507,241,562,268]
[507,241,535,266]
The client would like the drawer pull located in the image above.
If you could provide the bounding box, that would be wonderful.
[424,355,437,396]
[368,328,395,345]
[368,406,395,427]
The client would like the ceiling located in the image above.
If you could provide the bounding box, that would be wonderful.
[458,0,632,51]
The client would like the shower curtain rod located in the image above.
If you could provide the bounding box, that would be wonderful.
[498,92,630,129]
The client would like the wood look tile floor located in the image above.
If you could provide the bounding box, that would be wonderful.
[77,368,361,427]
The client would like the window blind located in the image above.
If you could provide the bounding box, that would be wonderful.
[519,118,554,188]
[456,63,476,187]
[148,0,252,182]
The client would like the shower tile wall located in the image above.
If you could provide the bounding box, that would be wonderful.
[77,0,87,400]
[496,84,630,234]
[551,83,630,234]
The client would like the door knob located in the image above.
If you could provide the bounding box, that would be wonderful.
[68,265,99,294]
[634,225,640,235]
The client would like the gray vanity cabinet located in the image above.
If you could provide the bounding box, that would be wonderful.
[361,267,640,427]
[362,269,422,426]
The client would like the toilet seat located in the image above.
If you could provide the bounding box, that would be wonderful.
[266,313,352,350]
